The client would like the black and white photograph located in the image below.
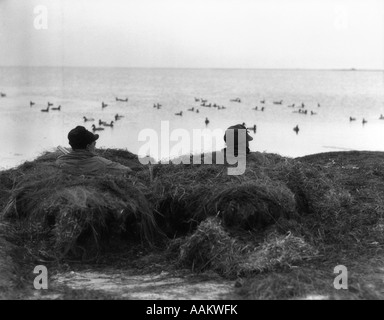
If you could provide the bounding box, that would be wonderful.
[0,0,384,302]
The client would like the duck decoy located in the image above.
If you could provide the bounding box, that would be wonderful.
[205,117,209,125]
[30,101,35,107]
[41,106,50,112]
[253,106,258,110]
[260,99,265,104]
[103,121,114,127]
[349,117,356,121]
[187,107,194,111]
[51,105,61,111]
[116,97,128,102]
[114,114,124,121]
[99,119,107,125]
[102,102,108,108]
[92,124,105,131]
[83,116,95,122]
[310,111,317,115]
[201,99,207,103]
[194,97,200,102]
[175,111,183,116]
[273,100,283,105]
[47,102,53,107]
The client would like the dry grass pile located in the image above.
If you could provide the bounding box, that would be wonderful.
[1,148,383,289]
[205,181,296,230]
[265,158,353,216]
[163,151,384,290]
[152,152,350,238]
[150,163,230,236]
[238,230,319,275]
[171,217,318,278]
[0,150,159,259]
[173,217,246,277]
[150,155,299,236]
[293,152,384,252]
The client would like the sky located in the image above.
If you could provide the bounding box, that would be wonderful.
[0,0,383,69]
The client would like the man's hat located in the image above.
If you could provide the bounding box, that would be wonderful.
[224,124,253,142]
[68,126,99,149]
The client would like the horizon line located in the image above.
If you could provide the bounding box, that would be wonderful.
[0,65,383,72]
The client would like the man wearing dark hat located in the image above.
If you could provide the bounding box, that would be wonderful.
[203,124,253,175]
[223,124,253,157]
[56,126,132,175]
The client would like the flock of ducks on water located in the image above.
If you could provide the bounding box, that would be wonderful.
[26,95,384,135]
[83,97,128,132]
[351,115,384,124]
[27,96,128,132]
[169,97,314,134]
[1,91,383,135]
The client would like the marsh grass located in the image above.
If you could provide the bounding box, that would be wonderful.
[1,149,384,299]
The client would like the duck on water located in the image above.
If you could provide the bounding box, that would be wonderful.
[102,121,114,127]
[92,124,105,131]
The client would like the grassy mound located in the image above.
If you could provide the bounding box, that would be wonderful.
[0,149,159,260]
[172,217,243,276]
[0,149,356,261]
[169,217,318,279]
[238,230,319,275]
[1,149,384,299]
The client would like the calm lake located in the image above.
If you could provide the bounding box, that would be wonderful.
[0,67,383,169]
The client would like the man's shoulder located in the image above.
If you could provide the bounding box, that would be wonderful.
[93,155,130,170]
[92,155,113,164]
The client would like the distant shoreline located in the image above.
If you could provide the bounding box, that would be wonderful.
[0,66,383,72]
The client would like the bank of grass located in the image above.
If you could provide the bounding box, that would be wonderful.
[0,149,384,299]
